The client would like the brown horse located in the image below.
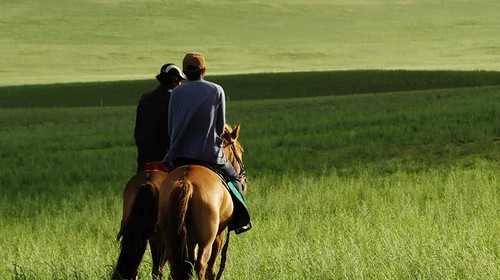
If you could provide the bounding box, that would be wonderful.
[112,124,247,280]
[158,123,247,280]
[112,168,169,280]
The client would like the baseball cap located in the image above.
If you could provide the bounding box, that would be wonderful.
[160,63,186,80]
[183,52,206,72]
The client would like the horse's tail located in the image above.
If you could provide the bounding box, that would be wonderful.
[166,178,194,280]
[113,182,159,279]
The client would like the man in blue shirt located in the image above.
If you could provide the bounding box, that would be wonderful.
[163,52,250,233]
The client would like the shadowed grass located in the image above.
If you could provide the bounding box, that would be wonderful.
[1,70,499,108]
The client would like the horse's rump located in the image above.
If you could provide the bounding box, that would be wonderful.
[118,170,166,239]
[160,165,234,230]
[159,165,234,279]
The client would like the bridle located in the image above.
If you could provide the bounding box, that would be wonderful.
[226,141,247,184]
[217,138,247,280]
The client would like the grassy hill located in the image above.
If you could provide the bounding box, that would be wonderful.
[1,0,499,86]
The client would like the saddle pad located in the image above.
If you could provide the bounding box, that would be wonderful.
[227,181,248,210]
[226,181,251,233]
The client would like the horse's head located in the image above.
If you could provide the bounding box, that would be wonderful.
[222,123,247,193]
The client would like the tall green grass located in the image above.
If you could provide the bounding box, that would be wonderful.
[1,73,498,278]
[2,169,499,279]
[241,167,500,279]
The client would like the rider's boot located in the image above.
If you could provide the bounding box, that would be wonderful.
[230,178,252,234]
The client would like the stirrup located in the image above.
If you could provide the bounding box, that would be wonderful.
[234,222,252,234]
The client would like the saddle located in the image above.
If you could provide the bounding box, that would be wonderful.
[144,162,169,173]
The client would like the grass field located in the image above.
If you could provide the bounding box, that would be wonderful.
[1,71,499,278]
[1,0,500,279]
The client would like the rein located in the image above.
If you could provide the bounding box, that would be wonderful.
[227,141,247,182]
[215,229,231,280]
[215,141,244,279]
[216,131,246,279]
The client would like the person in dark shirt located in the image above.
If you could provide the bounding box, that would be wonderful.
[134,63,185,172]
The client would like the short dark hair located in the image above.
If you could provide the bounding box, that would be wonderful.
[156,72,179,84]
[185,70,203,81]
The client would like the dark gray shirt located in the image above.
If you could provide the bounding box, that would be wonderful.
[134,84,171,171]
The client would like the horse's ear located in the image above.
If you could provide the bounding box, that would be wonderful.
[221,124,231,143]
[231,123,241,140]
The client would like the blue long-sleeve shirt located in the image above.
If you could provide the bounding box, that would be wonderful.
[163,79,227,165]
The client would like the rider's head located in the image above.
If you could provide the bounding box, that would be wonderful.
[156,63,185,87]
[182,52,206,80]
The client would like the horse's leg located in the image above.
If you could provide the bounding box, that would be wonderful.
[150,232,167,280]
[188,241,197,266]
[114,183,159,280]
[195,243,212,279]
[113,230,145,279]
[195,221,219,279]
[205,232,225,280]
